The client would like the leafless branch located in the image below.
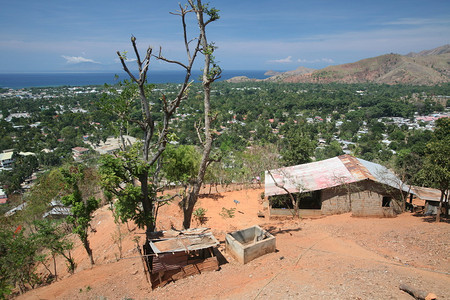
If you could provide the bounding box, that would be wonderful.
[155,47,189,70]
[117,51,138,83]
[194,121,204,145]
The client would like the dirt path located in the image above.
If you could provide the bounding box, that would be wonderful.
[18,188,450,299]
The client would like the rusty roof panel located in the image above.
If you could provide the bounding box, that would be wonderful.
[339,155,375,181]
[411,186,443,202]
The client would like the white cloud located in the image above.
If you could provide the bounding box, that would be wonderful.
[298,58,334,64]
[114,57,137,63]
[62,55,100,64]
[268,56,293,63]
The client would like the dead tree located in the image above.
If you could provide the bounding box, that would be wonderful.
[267,169,308,218]
[115,2,208,239]
[181,0,221,229]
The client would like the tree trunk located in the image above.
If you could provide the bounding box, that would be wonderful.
[183,181,203,229]
[436,190,444,222]
[181,2,217,229]
[53,254,57,280]
[139,172,155,239]
[445,189,449,217]
[82,237,95,265]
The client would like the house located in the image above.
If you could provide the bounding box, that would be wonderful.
[0,188,7,204]
[0,151,14,170]
[5,202,27,217]
[145,228,219,289]
[411,186,447,215]
[264,154,409,218]
[87,135,138,155]
[72,147,90,161]
[43,199,71,219]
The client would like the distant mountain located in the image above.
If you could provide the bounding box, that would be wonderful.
[225,76,261,83]
[265,66,316,81]
[405,44,450,57]
[264,70,283,76]
[277,45,450,85]
[227,45,450,85]
[226,66,315,83]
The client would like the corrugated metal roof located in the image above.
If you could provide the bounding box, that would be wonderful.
[265,154,409,197]
[149,228,219,254]
[411,186,443,202]
[357,158,409,192]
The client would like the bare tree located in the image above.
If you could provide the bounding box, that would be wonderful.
[105,1,217,239]
[180,0,221,229]
[266,169,308,218]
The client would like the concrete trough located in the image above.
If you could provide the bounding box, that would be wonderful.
[225,225,276,264]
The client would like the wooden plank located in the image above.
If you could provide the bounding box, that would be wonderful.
[151,252,188,274]
[149,257,219,289]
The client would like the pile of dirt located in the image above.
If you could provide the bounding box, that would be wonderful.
[19,187,450,299]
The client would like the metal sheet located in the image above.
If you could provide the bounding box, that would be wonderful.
[356,157,409,192]
[149,230,219,254]
[411,186,443,202]
[265,154,408,197]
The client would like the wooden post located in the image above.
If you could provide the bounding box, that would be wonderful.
[137,246,150,284]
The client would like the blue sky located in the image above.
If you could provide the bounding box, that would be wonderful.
[1,0,449,73]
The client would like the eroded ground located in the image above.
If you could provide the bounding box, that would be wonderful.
[19,187,450,299]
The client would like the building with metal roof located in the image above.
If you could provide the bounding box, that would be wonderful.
[145,228,220,289]
[411,186,447,215]
[264,155,408,218]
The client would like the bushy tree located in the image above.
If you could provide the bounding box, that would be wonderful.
[417,118,450,222]
[0,227,41,296]
[162,144,201,185]
[281,127,316,166]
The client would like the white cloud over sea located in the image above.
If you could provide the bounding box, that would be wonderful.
[62,55,100,64]
[268,56,293,63]
[298,58,334,64]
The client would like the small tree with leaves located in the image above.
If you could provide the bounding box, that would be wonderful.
[33,219,76,277]
[60,165,99,265]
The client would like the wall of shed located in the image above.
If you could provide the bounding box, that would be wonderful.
[321,181,402,217]
[267,180,404,218]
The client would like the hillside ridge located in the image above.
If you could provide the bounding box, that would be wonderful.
[228,45,450,85]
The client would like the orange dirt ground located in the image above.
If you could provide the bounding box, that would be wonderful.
[18,186,450,300]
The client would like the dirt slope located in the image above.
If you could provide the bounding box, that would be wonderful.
[18,187,450,300]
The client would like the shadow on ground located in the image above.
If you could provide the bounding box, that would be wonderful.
[264,225,302,235]
[412,212,450,224]
[199,193,224,200]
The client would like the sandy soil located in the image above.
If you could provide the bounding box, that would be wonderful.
[18,186,450,300]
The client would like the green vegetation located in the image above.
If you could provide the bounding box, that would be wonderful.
[219,207,236,219]
[417,118,450,222]
[0,35,449,297]
[60,164,100,265]
[193,207,208,225]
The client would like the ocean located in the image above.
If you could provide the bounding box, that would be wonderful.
[0,70,270,89]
